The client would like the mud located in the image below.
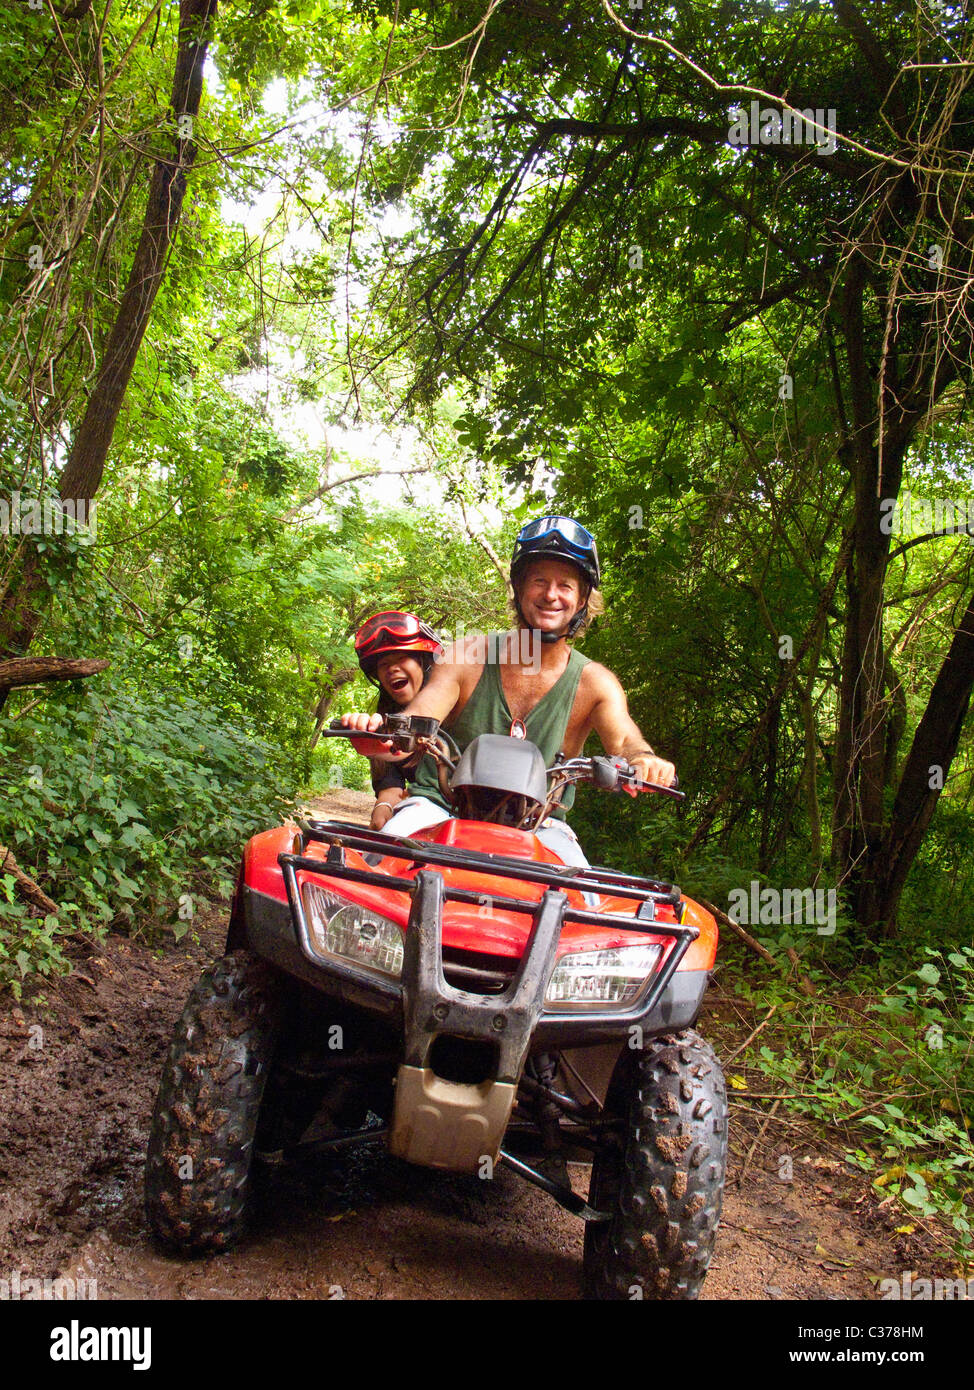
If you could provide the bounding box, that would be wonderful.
[0,789,939,1300]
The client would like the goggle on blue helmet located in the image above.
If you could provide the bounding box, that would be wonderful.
[510,515,601,591]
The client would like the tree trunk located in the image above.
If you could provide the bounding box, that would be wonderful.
[861,587,974,933]
[830,547,859,874]
[757,698,780,873]
[798,631,824,870]
[882,650,907,789]
[0,0,219,670]
[830,254,911,927]
[309,667,357,750]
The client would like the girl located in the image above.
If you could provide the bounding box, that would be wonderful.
[353,610,443,829]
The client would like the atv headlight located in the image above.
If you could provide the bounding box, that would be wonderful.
[302,884,403,978]
[545,944,662,1010]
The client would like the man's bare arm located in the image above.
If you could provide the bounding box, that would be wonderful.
[396,643,464,721]
[586,665,676,787]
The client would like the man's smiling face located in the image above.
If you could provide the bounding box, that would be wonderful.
[375,652,425,704]
[516,558,586,636]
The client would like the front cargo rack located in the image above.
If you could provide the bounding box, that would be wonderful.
[277,820,700,1027]
[293,819,687,918]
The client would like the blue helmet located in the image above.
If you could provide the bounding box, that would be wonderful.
[510,515,601,591]
[510,516,600,641]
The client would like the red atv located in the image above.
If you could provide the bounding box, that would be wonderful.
[145,716,727,1299]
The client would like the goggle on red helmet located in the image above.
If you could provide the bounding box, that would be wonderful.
[354,610,444,682]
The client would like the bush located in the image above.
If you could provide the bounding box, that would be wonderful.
[720,945,974,1261]
[0,682,297,991]
[854,948,974,1250]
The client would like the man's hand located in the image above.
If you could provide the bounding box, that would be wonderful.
[629,752,676,789]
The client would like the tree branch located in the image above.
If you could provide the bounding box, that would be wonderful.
[280,465,430,522]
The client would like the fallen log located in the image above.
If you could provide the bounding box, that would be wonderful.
[0,844,59,917]
[0,657,109,691]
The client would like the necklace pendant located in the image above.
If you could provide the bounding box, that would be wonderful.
[509,718,527,740]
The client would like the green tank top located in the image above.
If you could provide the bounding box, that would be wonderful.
[408,634,591,818]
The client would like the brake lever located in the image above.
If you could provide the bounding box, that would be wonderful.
[610,757,683,799]
[325,717,412,757]
[325,713,443,754]
[627,778,686,801]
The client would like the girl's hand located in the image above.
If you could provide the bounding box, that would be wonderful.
[340,712,385,733]
[340,711,397,758]
[370,802,394,830]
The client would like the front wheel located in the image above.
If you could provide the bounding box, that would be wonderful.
[145,951,283,1255]
[583,1029,728,1300]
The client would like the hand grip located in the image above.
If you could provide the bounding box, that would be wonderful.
[631,779,685,800]
[322,718,395,756]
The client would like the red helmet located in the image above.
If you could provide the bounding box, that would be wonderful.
[354,610,443,682]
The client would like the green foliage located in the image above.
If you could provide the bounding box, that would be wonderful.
[4,1,974,1278]
[306,737,371,795]
[857,948,974,1243]
[722,946,974,1261]
[0,905,69,1002]
[0,683,297,987]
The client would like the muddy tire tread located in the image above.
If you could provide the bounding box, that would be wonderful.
[583,1028,728,1300]
[144,951,281,1255]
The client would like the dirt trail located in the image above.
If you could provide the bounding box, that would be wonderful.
[0,789,926,1300]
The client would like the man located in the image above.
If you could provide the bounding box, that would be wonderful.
[341,515,675,866]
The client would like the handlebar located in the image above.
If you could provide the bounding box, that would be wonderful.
[320,716,434,752]
[556,754,684,800]
[325,717,684,800]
